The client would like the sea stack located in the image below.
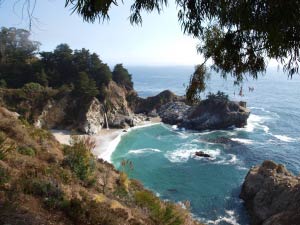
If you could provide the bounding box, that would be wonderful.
[158,97,250,131]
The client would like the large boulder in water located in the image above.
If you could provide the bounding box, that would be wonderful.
[180,99,250,130]
[158,98,250,131]
[240,160,300,225]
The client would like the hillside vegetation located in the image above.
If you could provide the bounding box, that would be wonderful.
[0,106,202,225]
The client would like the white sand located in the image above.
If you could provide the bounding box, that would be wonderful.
[51,129,72,145]
[51,117,161,163]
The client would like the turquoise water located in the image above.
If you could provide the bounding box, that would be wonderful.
[111,67,300,224]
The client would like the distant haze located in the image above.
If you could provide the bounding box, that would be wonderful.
[1,0,205,66]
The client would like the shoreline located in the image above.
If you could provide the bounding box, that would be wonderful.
[51,117,161,163]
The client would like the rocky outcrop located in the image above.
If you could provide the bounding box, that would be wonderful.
[34,96,105,134]
[105,81,136,128]
[240,160,300,225]
[195,151,210,158]
[158,99,250,131]
[133,90,184,115]
[0,106,19,119]
[34,96,69,129]
[158,101,190,125]
[78,98,105,134]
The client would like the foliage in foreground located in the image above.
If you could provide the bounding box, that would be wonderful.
[63,135,96,182]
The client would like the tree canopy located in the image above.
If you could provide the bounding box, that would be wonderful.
[112,64,133,90]
[65,0,300,75]
[0,26,127,102]
[3,0,300,101]
[64,0,300,101]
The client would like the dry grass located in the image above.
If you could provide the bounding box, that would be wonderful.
[0,106,203,225]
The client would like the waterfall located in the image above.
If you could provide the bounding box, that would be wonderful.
[104,112,109,130]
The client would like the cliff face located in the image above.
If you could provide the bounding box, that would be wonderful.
[240,160,300,225]
[104,81,136,128]
[79,98,105,134]
[0,106,202,225]
[0,80,140,133]
[133,90,184,116]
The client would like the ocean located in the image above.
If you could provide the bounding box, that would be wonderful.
[110,66,300,225]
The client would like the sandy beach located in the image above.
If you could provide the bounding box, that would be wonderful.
[51,117,161,162]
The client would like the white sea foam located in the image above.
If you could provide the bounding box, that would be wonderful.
[165,149,195,163]
[231,138,254,144]
[99,122,161,162]
[100,132,123,163]
[249,107,280,118]
[206,210,240,225]
[165,148,221,163]
[238,114,270,134]
[178,132,190,139]
[128,148,161,154]
[172,125,178,130]
[228,154,238,164]
[273,134,297,142]
[236,165,248,171]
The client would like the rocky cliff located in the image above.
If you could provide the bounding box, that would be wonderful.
[158,98,250,131]
[0,80,141,134]
[240,160,300,225]
[133,90,184,116]
[104,81,136,128]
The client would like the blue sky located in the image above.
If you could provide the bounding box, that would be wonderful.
[0,0,204,66]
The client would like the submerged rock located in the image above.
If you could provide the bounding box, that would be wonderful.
[240,160,300,225]
[158,98,250,131]
[195,151,211,158]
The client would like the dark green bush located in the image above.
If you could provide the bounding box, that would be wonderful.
[135,190,184,225]
[22,82,45,93]
[0,167,10,185]
[63,199,126,225]
[24,179,65,210]
[0,132,14,160]
[207,91,229,102]
[17,146,36,156]
[63,136,96,182]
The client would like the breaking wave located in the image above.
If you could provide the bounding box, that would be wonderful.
[128,148,161,154]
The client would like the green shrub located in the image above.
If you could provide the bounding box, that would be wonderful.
[63,198,86,223]
[59,169,73,184]
[17,146,36,156]
[0,79,7,88]
[24,179,65,210]
[207,91,229,102]
[135,190,184,225]
[63,136,96,181]
[22,82,45,93]
[135,190,160,214]
[113,186,128,199]
[0,132,15,160]
[0,167,10,185]
[63,199,126,225]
